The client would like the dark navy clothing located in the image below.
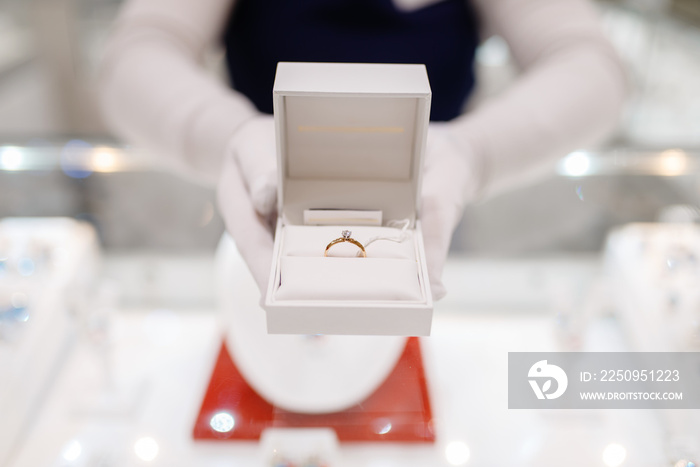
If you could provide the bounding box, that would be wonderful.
[223,0,480,121]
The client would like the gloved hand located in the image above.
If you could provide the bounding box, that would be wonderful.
[218,115,479,301]
[420,122,481,300]
[217,114,277,293]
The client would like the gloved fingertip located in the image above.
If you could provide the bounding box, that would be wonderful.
[250,178,278,215]
[431,281,447,301]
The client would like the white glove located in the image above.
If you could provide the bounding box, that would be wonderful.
[216,115,277,293]
[228,115,278,215]
[420,122,480,300]
[218,116,478,301]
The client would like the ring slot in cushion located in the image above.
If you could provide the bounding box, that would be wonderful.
[282,225,415,260]
[275,257,422,301]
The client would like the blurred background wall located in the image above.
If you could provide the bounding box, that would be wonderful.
[0,0,699,254]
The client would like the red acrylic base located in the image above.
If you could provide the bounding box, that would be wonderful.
[193,337,434,443]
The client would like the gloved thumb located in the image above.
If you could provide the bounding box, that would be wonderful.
[228,115,278,217]
[217,153,275,293]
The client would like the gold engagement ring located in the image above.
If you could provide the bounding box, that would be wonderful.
[324,230,366,257]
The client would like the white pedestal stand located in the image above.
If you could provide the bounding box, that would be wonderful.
[216,234,406,414]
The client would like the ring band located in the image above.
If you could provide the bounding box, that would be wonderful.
[324,230,366,257]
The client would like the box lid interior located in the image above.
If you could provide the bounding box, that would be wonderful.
[273,62,431,226]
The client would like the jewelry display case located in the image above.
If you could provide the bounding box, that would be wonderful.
[0,218,99,466]
[1,1,700,465]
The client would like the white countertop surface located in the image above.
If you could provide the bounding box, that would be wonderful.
[7,302,669,467]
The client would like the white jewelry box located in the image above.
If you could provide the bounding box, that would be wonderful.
[263,62,433,336]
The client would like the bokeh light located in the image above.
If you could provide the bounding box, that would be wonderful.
[17,257,35,276]
[445,441,471,466]
[602,443,627,467]
[562,152,590,177]
[0,146,23,171]
[477,35,511,67]
[91,147,119,172]
[674,460,696,467]
[134,436,159,462]
[658,149,687,176]
[372,418,392,435]
[61,440,82,462]
[60,139,93,179]
[10,292,28,309]
[209,412,235,433]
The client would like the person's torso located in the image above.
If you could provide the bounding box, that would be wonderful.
[223,0,480,121]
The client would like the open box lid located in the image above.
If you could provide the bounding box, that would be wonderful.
[273,62,431,226]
